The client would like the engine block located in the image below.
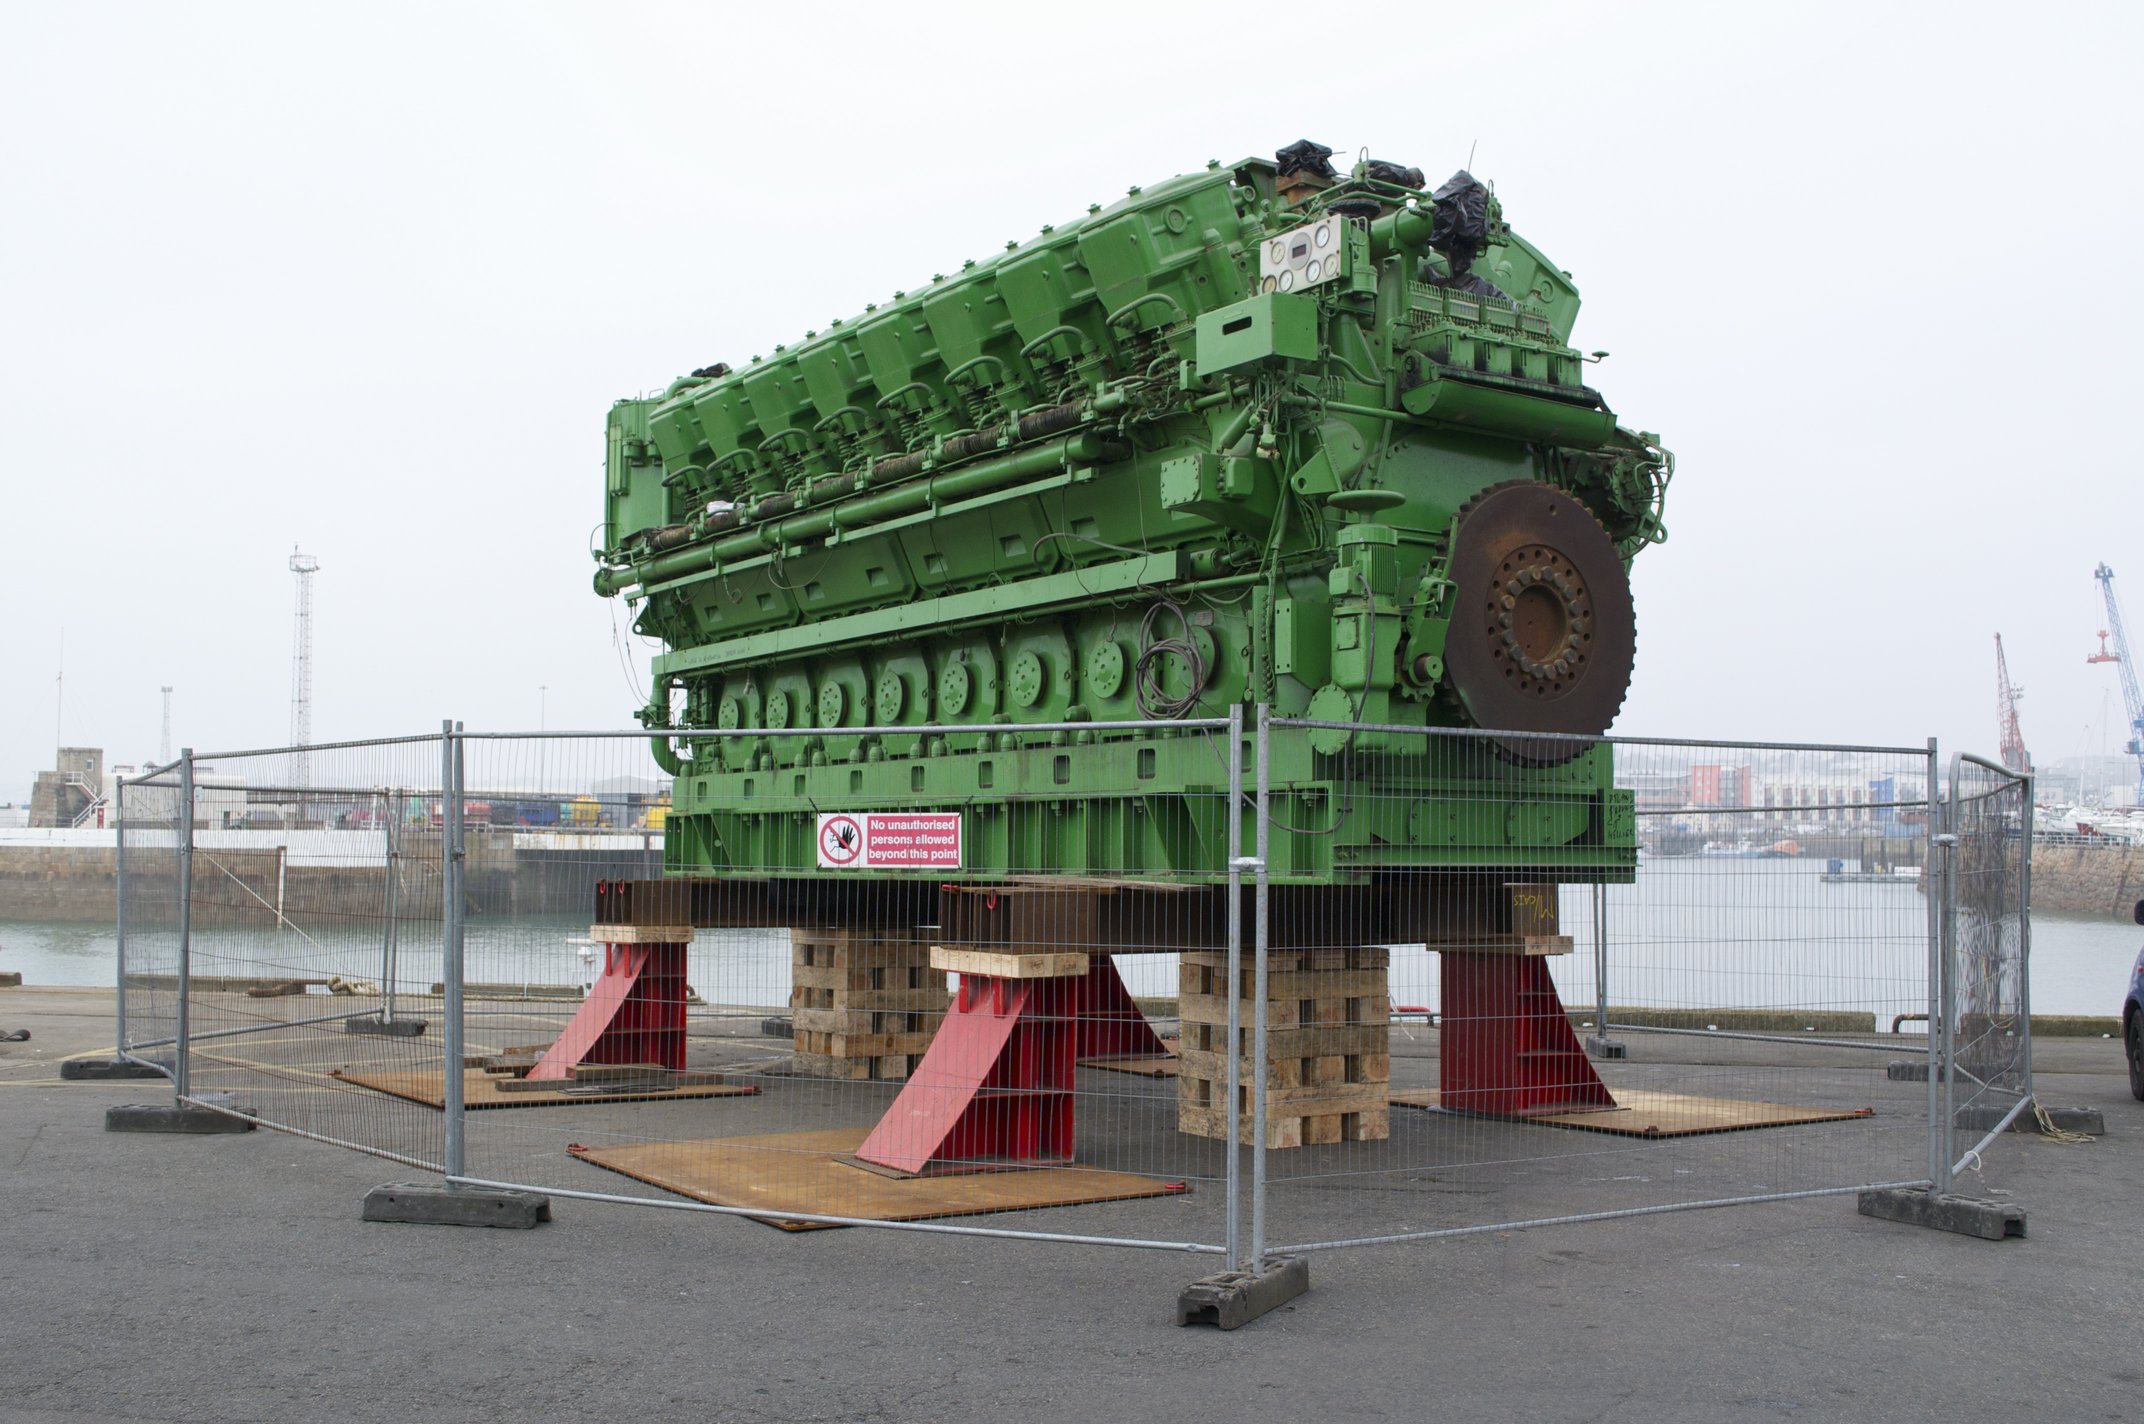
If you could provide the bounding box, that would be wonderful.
[594,142,1671,884]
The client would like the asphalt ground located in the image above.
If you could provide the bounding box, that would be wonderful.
[3,984,2140,1424]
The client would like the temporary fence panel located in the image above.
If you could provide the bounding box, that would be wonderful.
[153,736,452,1170]
[120,715,2053,1276]
[443,722,1241,1256]
[1941,754,2033,1183]
[117,764,185,1073]
[1249,717,1941,1256]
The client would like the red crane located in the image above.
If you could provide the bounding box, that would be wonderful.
[1995,633,2029,774]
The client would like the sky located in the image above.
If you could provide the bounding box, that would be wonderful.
[3,0,2139,799]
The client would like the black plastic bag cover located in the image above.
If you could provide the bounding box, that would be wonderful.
[1275,139,1336,179]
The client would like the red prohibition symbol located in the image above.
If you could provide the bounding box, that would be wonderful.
[820,814,864,865]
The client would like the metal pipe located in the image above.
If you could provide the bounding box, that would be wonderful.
[1951,1094,2032,1177]
[1937,819,1961,1195]
[441,723,466,1179]
[114,775,129,1056]
[467,717,1232,741]
[448,1175,1225,1253]
[1251,703,1271,1267]
[1366,202,1436,259]
[175,749,194,1101]
[1224,703,1244,1270]
[1265,1180,1936,1256]
[1592,882,1609,1051]
[380,790,401,1025]
[1925,739,1942,1190]
[1597,1022,1913,1055]
[596,430,1121,595]
[127,1007,391,1050]
[2018,769,2036,1111]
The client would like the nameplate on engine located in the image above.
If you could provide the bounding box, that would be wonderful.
[815,812,963,870]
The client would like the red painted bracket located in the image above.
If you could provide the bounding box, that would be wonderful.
[527,939,688,1082]
[1439,953,1614,1116]
[853,955,1163,1175]
[854,973,1077,1175]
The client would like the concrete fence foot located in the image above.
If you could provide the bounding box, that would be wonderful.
[363,1182,551,1228]
[105,1102,256,1134]
[64,1058,169,1081]
[1177,1256,1309,1329]
[2033,1105,2106,1134]
[1583,1035,1627,1060]
[1857,1187,2024,1240]
[343,1017,427,1038]
[1953,1101,2106,1136]
[1886,1061,1932,1082]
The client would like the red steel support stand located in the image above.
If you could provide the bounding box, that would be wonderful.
[853,954,1163,1175]
[527,927,691,1082]
[1439,953,1614,1116]
[855,971,1077,1175]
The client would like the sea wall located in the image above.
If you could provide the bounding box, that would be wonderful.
[0,830,663,924]
[2031,843,2144,920]
[0,845,118,920]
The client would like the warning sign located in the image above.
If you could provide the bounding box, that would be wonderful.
[814,812,963,870]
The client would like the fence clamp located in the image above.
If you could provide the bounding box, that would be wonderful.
[1228,856,1265,873]
[1932,834,1959,848]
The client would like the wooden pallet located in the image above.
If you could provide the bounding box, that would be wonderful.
[1175,948,1391,1147]
[786,927,949,1082]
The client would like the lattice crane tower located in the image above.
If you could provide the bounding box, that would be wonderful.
[2088,562,2144,804]
[1993,634,2028,774]
[288,548,320,789]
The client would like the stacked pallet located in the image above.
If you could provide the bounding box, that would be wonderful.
[1176,946,1390,1147]
[788,927,950,1080]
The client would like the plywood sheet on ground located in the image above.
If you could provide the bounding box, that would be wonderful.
[1388,1088,1872,1138]
[1078,1054,1179,1078]
[329,1067,758,1111]
[570,1127,1187,1230]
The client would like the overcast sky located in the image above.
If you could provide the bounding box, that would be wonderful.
[4,1,2139,799]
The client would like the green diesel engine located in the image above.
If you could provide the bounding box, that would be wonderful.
[594,141,1671,886]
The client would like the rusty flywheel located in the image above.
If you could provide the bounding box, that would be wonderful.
[1442,480,1636,764]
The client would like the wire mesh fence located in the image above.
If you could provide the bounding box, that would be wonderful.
[118,715,2035,1275]
[126,736,452,1168]
[117,764,184,1073]
[443,721,1241,1253]
[1941,753,2033,1183]
[1250,716,1939,1255]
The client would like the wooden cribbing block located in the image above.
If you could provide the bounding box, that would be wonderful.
[787,927,950,1081]
[1424,933,1574,956]
[1175,947,1391,1148]
[929,947,1088,980]
[588,924,695,944]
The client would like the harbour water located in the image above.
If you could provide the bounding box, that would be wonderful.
[1,861,2134,1020]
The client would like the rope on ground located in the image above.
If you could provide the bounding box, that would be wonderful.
[2032,1101,2096,1144]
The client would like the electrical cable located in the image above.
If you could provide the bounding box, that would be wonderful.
[1133,598,1210,719]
